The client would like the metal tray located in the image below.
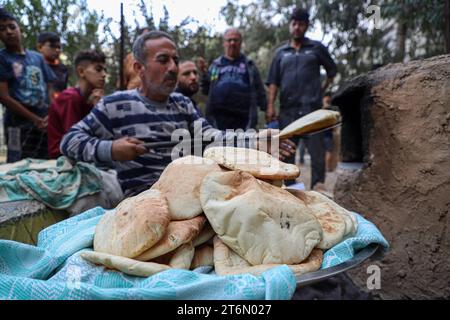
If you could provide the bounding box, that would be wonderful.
[296,243,381,287]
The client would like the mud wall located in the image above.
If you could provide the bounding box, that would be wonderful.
[333,55,450,299]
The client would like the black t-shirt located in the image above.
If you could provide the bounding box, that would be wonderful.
[267,38,337,112]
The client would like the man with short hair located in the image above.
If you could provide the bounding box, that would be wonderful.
[61,31,295,197]
[47,49,106,159]
[175,60,202,115]
[266,8,337,189]
[200,28,267,130]
[0,8,56,162]
[37,31,69,100]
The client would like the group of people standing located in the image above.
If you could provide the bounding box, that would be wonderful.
[0,6,337,196]
[198,8,338,190]
[0,8,107,162]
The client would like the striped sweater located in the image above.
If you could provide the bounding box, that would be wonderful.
[60,89,255,196]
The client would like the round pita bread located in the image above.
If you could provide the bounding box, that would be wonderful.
[200,171,322,265]
[203,147,300,180]
[135,215,206,261]
[287,189,358,249]
[81,251,171,278]
[305,191,358,238]
[192,222,215,247]
[168,242,195,270]
[277,109,341,140]
[151,156,223,220]
[93,189,171,258]
[213,236,323,277]
[190,245,214,269]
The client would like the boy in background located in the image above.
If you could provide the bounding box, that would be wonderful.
[37,31,69,100]
[0,8,56,162]
[47,49,106,159]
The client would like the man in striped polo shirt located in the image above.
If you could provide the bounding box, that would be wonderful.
[61,31,295,197]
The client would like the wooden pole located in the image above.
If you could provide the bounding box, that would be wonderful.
[119,2,125,90]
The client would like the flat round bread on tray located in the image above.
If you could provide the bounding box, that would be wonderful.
[192,222,215,247]
[167,242,195,270]
[200,170,322,265]
[152,156,223,220]
[287,189,358,249]
[81,251,171,277]
[93,189,171,258]
[190,245,214,269]
[203,147,300,180]
[277,109,341,140]
[213,237,323,277]
[135,215,206,261]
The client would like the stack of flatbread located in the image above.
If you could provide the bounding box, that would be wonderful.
[82,149,357,278]
[82,156,218,277]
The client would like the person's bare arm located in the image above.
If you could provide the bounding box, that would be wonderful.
[266,84,279,122]
[257,128,296,161]
[322,77,334,93]
[48,83,55,104]
[0,81,47,130]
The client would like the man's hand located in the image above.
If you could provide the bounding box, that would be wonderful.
[33,115,48,131]
[265,103,277,123]
[112,137,147,162]
[279,138,296,161]
[257,129,296,161]
[87,89,104,106]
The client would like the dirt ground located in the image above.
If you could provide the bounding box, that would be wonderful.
[294,153,338,195]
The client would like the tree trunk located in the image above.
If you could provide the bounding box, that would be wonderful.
[395,22,407,62]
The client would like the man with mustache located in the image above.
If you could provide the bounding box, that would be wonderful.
[60,31,296,197]
[266,8,337,190]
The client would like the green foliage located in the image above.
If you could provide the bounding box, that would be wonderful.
[0,0,445,94]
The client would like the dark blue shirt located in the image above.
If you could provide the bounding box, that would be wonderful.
[208,55,252,115]
[267,38,337,112]
[0,49,56,126]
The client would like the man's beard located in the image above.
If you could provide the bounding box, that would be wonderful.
[292,33,305,41]
[178,83,198,97]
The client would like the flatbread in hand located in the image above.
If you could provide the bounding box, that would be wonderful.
[277,109,341,139]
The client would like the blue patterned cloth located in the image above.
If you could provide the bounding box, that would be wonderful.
[0,208,388,300]
[0,157,102,209]
[322,214,389,268]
